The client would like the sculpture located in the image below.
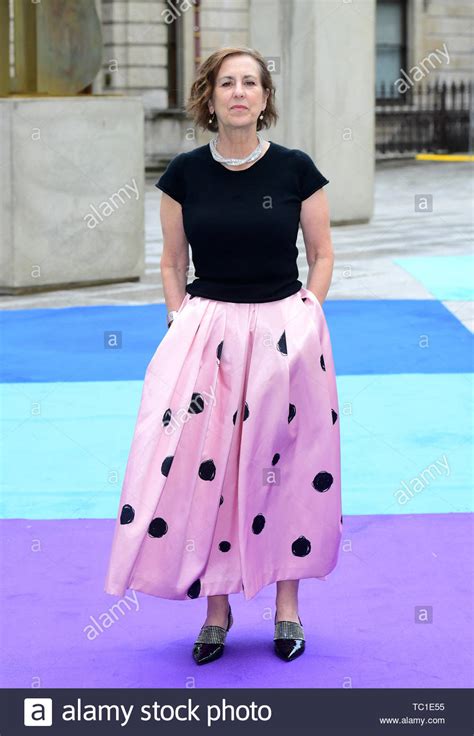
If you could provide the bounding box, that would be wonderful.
[0,0,102,96]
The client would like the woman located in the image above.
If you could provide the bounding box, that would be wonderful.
[104,46,342,666]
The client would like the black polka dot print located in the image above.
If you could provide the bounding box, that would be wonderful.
[312,471,334,492]
[148,517,168,538]
[188,392,204,414]
[252,514,266,534]
[120,504,135,524]
[110,294,342,601]
[161,456,174,476]
[199,459,216,481]
[292,536,311,557]
[187,579,201,598]
[277,331,288,355]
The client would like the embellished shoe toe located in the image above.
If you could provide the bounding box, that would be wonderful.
[192,605,233,665]
[273,613,305,662]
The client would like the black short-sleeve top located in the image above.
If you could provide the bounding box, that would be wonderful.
[154,141,329,303]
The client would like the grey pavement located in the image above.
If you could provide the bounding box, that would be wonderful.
[1,160,472,331]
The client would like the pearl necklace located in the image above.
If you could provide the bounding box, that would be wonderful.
[209,132,265,166]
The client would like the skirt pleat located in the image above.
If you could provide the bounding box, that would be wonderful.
[104,286,342,601]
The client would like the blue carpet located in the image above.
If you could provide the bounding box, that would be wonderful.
[1,374,471,519]
[395,255,474,300]
[0,300,472,381]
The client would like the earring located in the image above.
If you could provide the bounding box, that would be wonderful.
[209,111,214,123]
[259,112,264,119]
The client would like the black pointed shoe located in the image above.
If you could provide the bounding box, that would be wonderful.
[273,612,306,661]
[192,605,233,665]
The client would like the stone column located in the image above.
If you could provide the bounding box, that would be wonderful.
[250,0,376,224]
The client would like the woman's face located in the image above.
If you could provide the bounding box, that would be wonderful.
[209,54,269,133]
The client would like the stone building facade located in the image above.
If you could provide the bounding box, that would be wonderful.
[93,0,473,222]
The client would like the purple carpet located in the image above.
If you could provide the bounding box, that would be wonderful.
[1,513,472,689]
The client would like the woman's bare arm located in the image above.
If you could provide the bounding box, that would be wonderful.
[159,192,190,312]
[299,188,334,305]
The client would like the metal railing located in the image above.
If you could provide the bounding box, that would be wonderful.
[376,79,472,158]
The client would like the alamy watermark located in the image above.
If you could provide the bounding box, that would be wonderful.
[395,43,450,94]
[394,454,450,506]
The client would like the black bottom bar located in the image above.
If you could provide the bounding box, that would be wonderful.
[1,687,473,735]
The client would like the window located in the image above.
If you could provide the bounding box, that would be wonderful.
[376,0,407,98]
[166,1,183,108]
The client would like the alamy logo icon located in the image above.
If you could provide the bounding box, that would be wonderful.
[24,698,53,726]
